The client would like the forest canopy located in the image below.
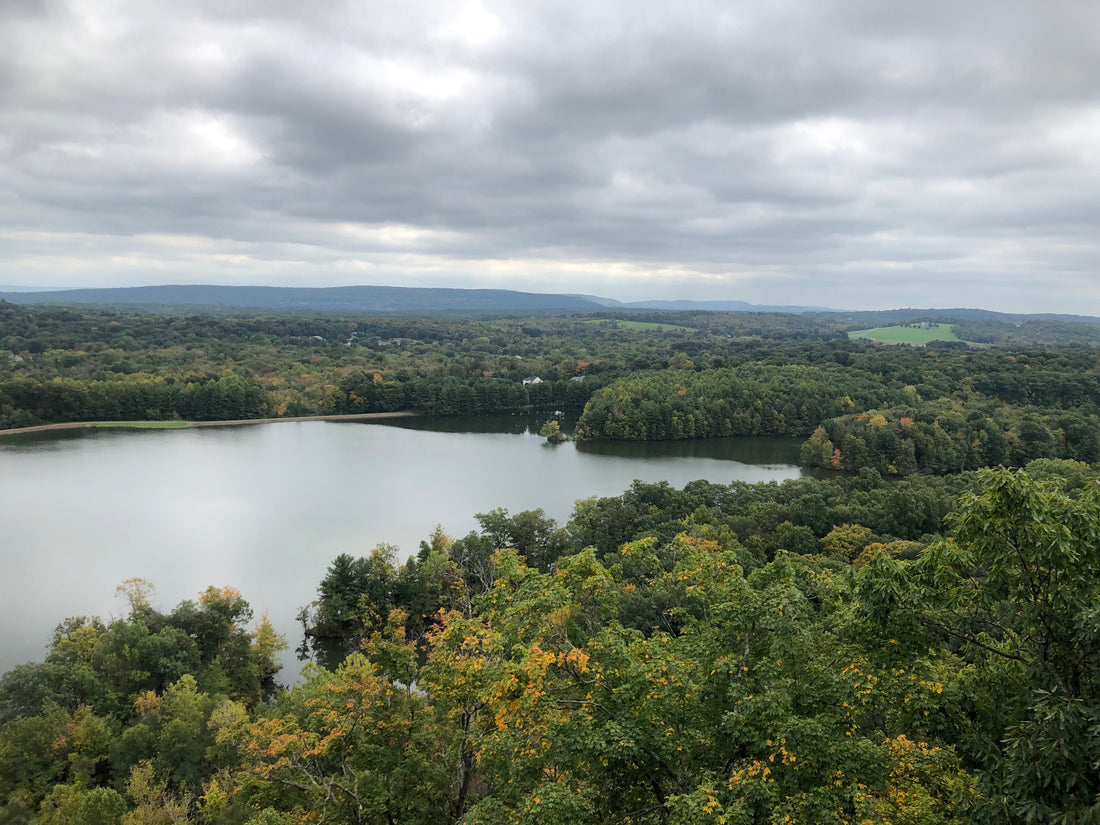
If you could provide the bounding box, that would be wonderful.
[2,465,1099,823]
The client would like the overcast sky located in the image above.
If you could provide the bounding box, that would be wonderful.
[2,1,1098,312]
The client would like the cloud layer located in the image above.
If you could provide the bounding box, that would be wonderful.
[3,0,1098,311]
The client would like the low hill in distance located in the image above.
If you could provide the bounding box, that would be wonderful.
[821,306,1100,325]
[579,295,838,313]
[3,285,1100,330]
[0,285,605,314]
[0,285,839,316]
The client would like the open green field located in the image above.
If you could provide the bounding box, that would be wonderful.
[585,319,697,333]
[849,324,967,345]
[90,420,191,429]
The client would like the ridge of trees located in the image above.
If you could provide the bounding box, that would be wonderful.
[576,349,1100,474]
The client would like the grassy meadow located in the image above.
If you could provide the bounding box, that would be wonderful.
[849,324,967,345]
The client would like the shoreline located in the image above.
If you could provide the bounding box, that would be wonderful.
[0,410,420,437]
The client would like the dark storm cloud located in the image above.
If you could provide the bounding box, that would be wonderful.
[1,0,1098,310]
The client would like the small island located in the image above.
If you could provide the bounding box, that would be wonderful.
[539,419,568,444]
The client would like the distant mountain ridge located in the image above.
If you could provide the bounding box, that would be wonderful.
[0,285,604,313]
[575,295,837,313]
[820,307,1100,325]
[0,284,837,315]
[1,284,1098,323]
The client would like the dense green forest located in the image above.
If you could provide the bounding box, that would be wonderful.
[4,301,1100,822]
[2,464,1099,823]
[6,302,1100,481]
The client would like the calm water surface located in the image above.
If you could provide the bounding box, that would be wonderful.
[0,417,803,680]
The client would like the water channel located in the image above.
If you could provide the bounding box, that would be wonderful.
[0,416,804,681]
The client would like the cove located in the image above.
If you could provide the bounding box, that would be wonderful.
[0,417,804,681]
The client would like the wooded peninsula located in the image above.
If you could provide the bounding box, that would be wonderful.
[2,300,1099,824]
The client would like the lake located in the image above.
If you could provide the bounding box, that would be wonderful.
[0,416,804,681]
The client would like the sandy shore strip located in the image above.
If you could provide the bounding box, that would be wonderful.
[0,411,420,437]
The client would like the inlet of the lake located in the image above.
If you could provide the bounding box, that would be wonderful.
[0,417,804,681]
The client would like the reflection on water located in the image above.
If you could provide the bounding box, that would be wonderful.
[372,415,803,466]
[372,412,580,436]
[0,427,120,450]
[576,435,801,464]
[0,419,803,682]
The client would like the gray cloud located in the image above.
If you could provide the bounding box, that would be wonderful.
[2,0,1098,311]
